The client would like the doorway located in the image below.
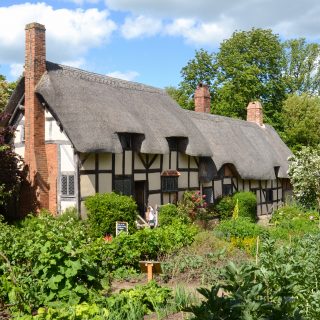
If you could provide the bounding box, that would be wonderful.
[134,181,147,217]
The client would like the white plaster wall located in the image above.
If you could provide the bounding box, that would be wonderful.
[179,154,188,168]
[125,151,132,174]
[178,172,188,188]
[45,110,69,142]
[189,172,199,188]
[134,154,145,170]
[99,153,112,170]
[60,201,76,212]
[134,173,146,181]
[150,155,160,169]
[80,174,95,197]
[171,152,177,169]
[149,173,160,190]
[115,153,122,175]
[60,145,75,171]
[148,194,161,208]
[80,154,95,170]
[99,173,112,193]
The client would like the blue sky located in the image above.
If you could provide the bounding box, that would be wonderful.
[1,0,320,88]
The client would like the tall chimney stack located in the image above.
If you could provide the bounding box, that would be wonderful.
[246,101,263,126]
[24,22,49,211]
[194,83,211,113]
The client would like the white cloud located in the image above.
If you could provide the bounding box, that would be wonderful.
[61,58,86,69]
[9,63,24,78]
[107,0,320,41]
[106,70,140,81]
[121,15,162,39]
[165,18,233,45]
[0,3,117,65]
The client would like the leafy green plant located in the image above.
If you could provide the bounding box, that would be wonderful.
[158,203,179,226]
[85,192,138,236]
[215,216,267,240]
[214,195,235,219]
[233,191,257,221]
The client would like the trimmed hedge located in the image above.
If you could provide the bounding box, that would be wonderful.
[85,192,138,236]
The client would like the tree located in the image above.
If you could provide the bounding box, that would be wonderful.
[0,75,16,114]
[0,113,24,218]
[282,94,320,151]
[213,28,286,129]
[165,86,191,110]
[283,38,320,95]
[288,146,320,210]
[176,49,216,110]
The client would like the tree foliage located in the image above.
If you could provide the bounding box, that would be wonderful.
[283,38,320,95]
[213,28,286,127]
[288,145,320,210]
[282,94,320,151]
[0,75,15,114]
[0,113,24,217]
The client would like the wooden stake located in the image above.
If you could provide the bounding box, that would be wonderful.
[145,263,154,282]
[255,236,260,265]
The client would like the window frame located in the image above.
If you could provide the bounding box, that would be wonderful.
[60,173,75,197]
[161,176,178,193]
[114,175,133,196]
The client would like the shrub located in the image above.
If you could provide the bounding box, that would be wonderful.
[177,190,207,222]
[233,191,257,221]
[215,217,267,240]
[85,192,138,237]
[158,204,179,226]
[269,204,319,240]
[214,196,235,219]
[0,212,111,313]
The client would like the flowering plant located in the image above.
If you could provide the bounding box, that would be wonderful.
[177,190,207,221]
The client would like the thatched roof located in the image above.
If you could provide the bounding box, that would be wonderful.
[187,111,291,179]
[4,62,292,179]
[36,62,212,156]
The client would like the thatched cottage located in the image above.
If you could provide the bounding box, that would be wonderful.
[2,23,292,218]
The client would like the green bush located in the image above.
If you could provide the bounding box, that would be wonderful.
[214,196,235,219]
[85,192,138,236]
[0,212,110,314]
[158,204,179,226]
[233,191,257,221]
[269,204,319,240]
[215,217,267,239]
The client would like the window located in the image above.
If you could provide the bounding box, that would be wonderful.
[162,176,178,192]
[265,189,273,203]
[118,133,132,150]
[202,187,214,204]
[222,184,233,196]
[61,174,75,197]
[114,176,132,196]
[166,138,178,151]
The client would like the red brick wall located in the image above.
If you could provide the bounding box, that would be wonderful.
[23,22,50,213]
[46,144,58,214]
[194,84,211,113]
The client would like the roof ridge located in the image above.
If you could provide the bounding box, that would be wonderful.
[45,61,165,95]
[186,109,265,127]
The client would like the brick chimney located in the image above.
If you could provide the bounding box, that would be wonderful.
[246,101,263,126]
[194,83,211,113]
[23,22,49,212]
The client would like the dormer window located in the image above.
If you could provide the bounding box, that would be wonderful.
[118,133,145,151]
[118,133,132,150]
[166,137,188,152]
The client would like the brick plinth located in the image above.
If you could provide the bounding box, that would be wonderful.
[247,101,263,126]
[194,83,211,113]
